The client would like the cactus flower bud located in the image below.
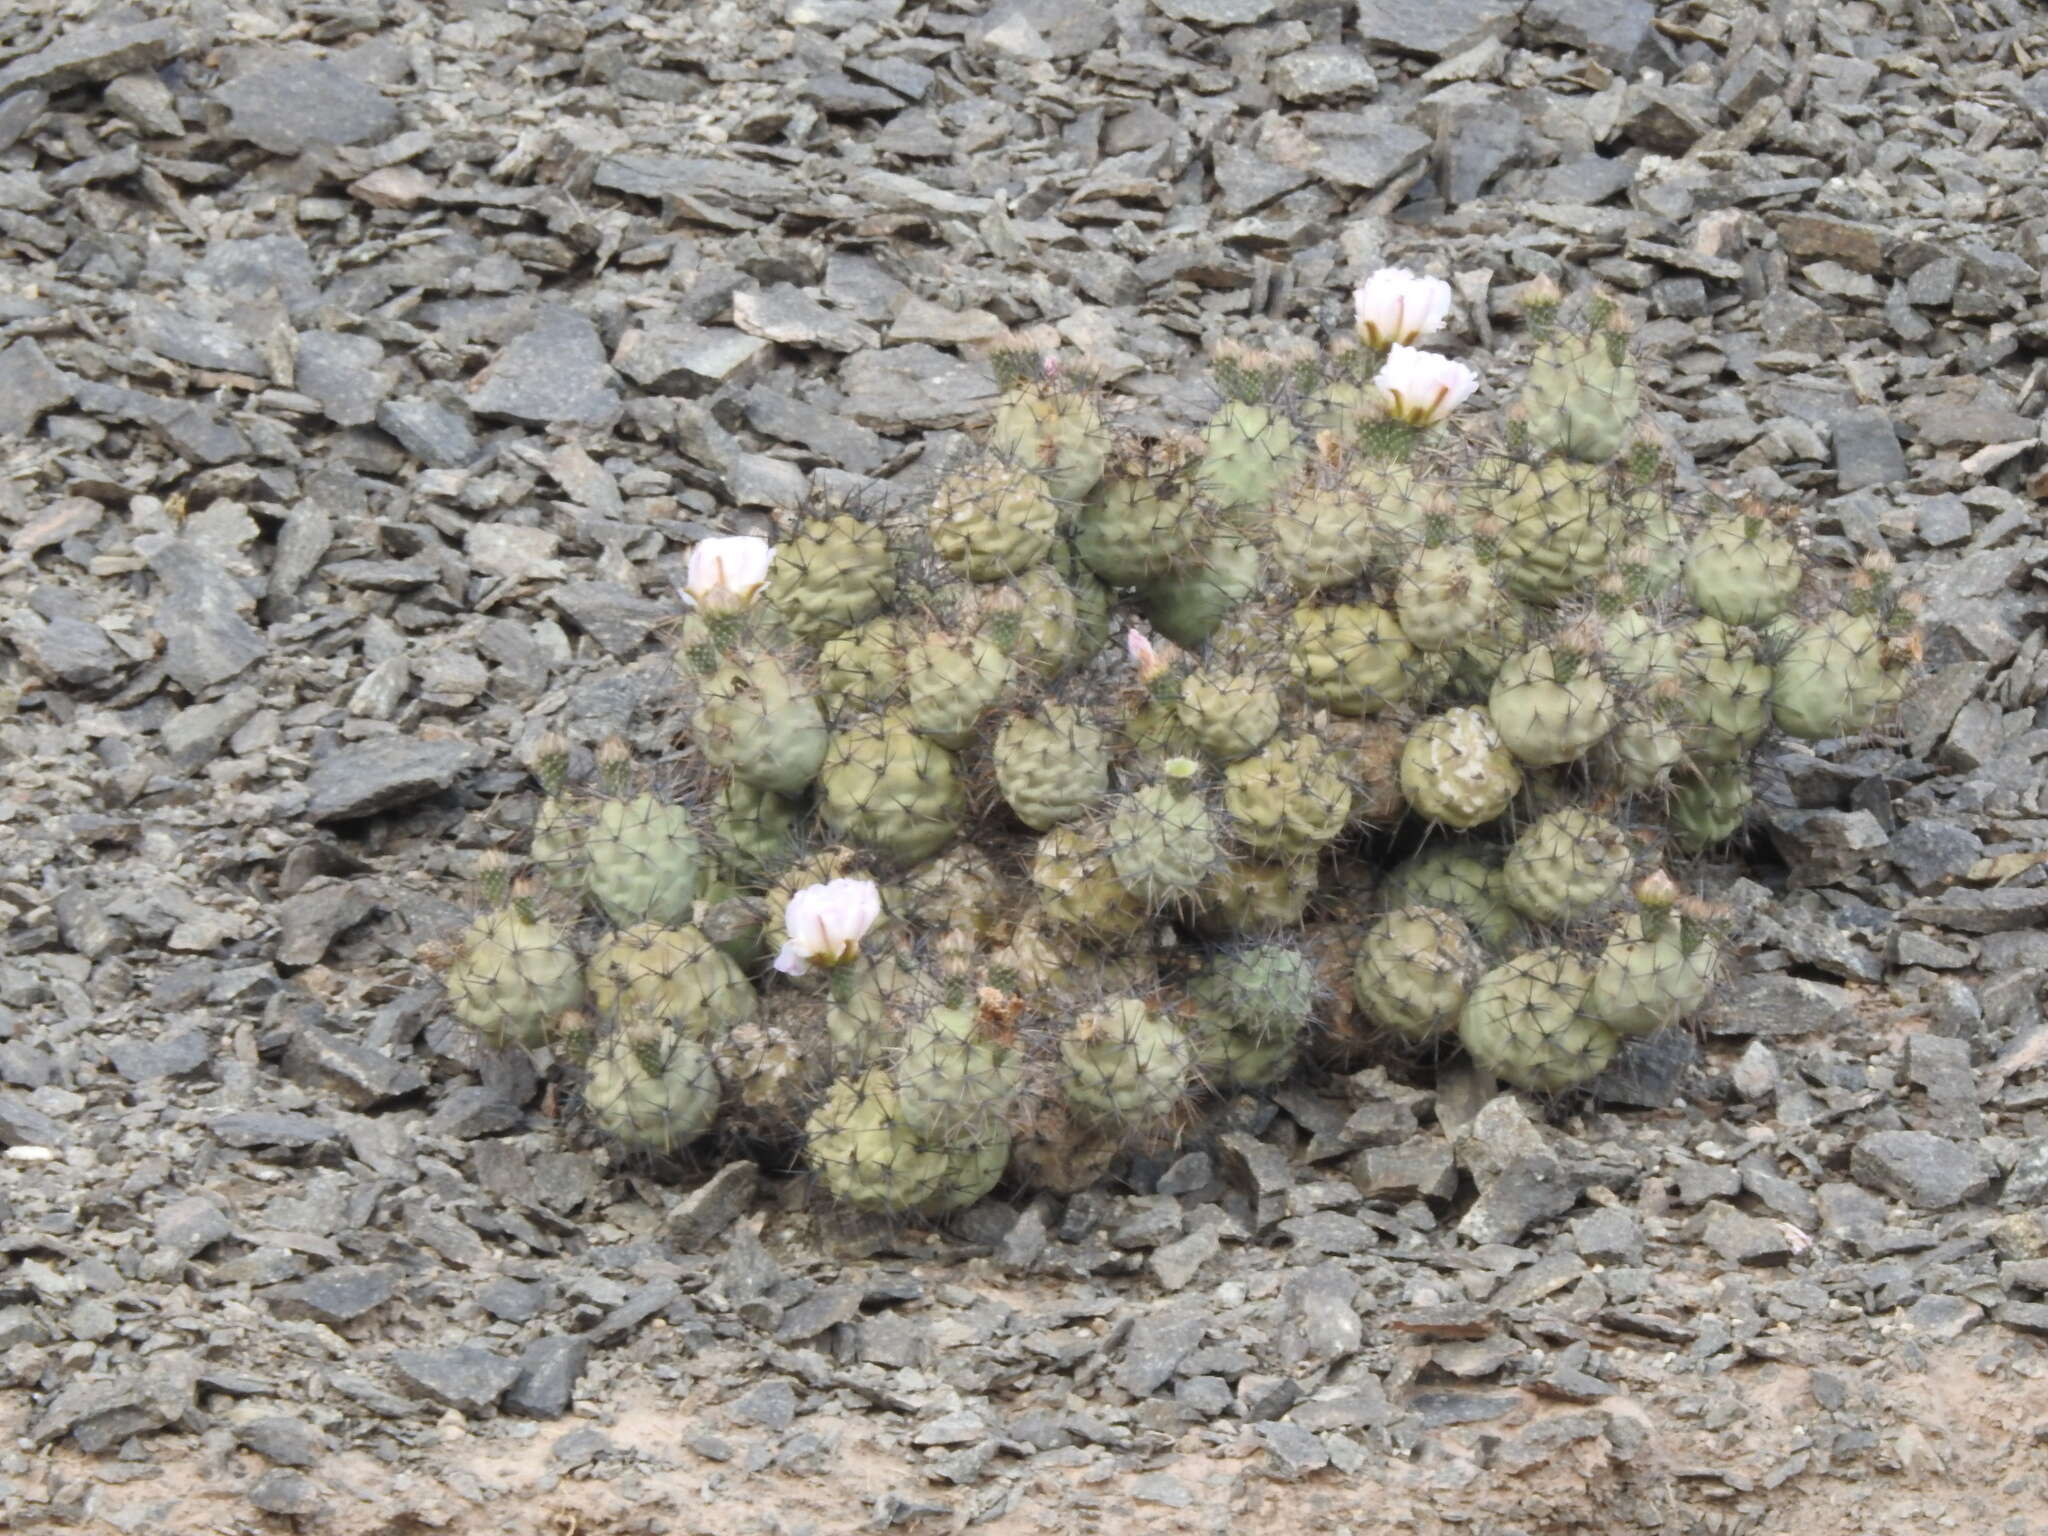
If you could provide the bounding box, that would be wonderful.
[774,878,882,976]
[1126,628,1177,684]
[1374,347,1480,428]
[1353,267,1454,349]
[682,536,775,613]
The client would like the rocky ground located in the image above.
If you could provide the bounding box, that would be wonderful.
[4,0,2048,1531]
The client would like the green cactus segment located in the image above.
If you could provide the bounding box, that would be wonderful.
[1199,399,1301,524]
[1769,610,1887,740]
[585,795,703,928]
[587,923,757,1041]
[989,381,1108,504]
[710,778,800,875]
[805,1070,1008,1215]
[762,515,896,641]
[530,795,582,888]
[1142,537,1262,649]
[1198,855,1319,937]
[1106,781,1225,904]
[1584,912,1709,1038]
[1289,603,1420,717]
[1671,764,1753,852]
[692,655,829,796]
[1177,670,1281,763]
[1061,999,1191,1124]
[1273,479,1377,590]
[583,1030,720,1153]
[816,617,906,714]
[894,1005,1023,1138]
[1222,734,1352,858]
[1354,907,1484,1042]
[819,720,967,863]
[1519,325,1640,464]
[1399,708,1522,829]
[1489,643,1615,766]
[1494,460,1616,604]
[1610,711,1687,792]
[1684,511,1802,626]
[1603,609,1685,688]
[1074,451,1200,586]
[1189,945,1317,1041]
[930,461,1060,580]
[1395,544,1503,651]
[903,634,1013,749]
[1382,844,1524,951]
[446,907,585,1049]
[1681,621,1773,763]
[995,705,1111,830]
[1502,809,1634,924]
[991,564,1086,680]
[1032,823,1149,939]
[1459,950,1618,1092]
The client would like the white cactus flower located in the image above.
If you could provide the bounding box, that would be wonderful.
[1353,268,1455,350]
[1374,346,1481,428]
[774,878,882,976]
[683,536,775,613]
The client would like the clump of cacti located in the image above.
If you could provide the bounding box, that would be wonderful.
[433,270,1915,1217]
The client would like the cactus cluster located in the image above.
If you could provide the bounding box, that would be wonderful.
[438,273,1916,1213]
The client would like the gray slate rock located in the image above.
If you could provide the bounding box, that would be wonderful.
[281,1022,425,1107]
[247,1470,323,1517]
[506,1336,588,1418]
[391,1344,523,1414]
[1457,1155,1585,1245]
[267,1266,399,1325]
[1521,0,1669,73]
[145,539,268,691]
[1831,407,1909,491]
[305,736,485,822]
[209,1111,341,1149]
[838,345,998,429]
[0,20,183,95]
[376,399,480,466]
[1850,1131,1995,1210]
[234,1415,329,1467]
[296,332,389,426]
[214,57,399,154]
[468,306,620,425]
[0,337,75,435]
[274,884,378,968]
[1356,0,1519,57]
[154,1196,233,1259]
[6,613,125,688]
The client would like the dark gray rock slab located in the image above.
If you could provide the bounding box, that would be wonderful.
[376,398,480,466]
[281,1021,425,1107]
[1356,0,1519,57]
[296,332,388,426]
[838,344,998,430]
[468,306,620,425]
[0,20,183,96]
[214,56,399,154]
[506,1336,588,1418]
[144,538,268,692]
[391,1344,522,1414]
[1831,407,1909,491]
[1850,1131,1995,1211]
[234,1415,329,1467]
[267,1266,398,1326]
[0,336,75,435]
[305,736,485,822]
